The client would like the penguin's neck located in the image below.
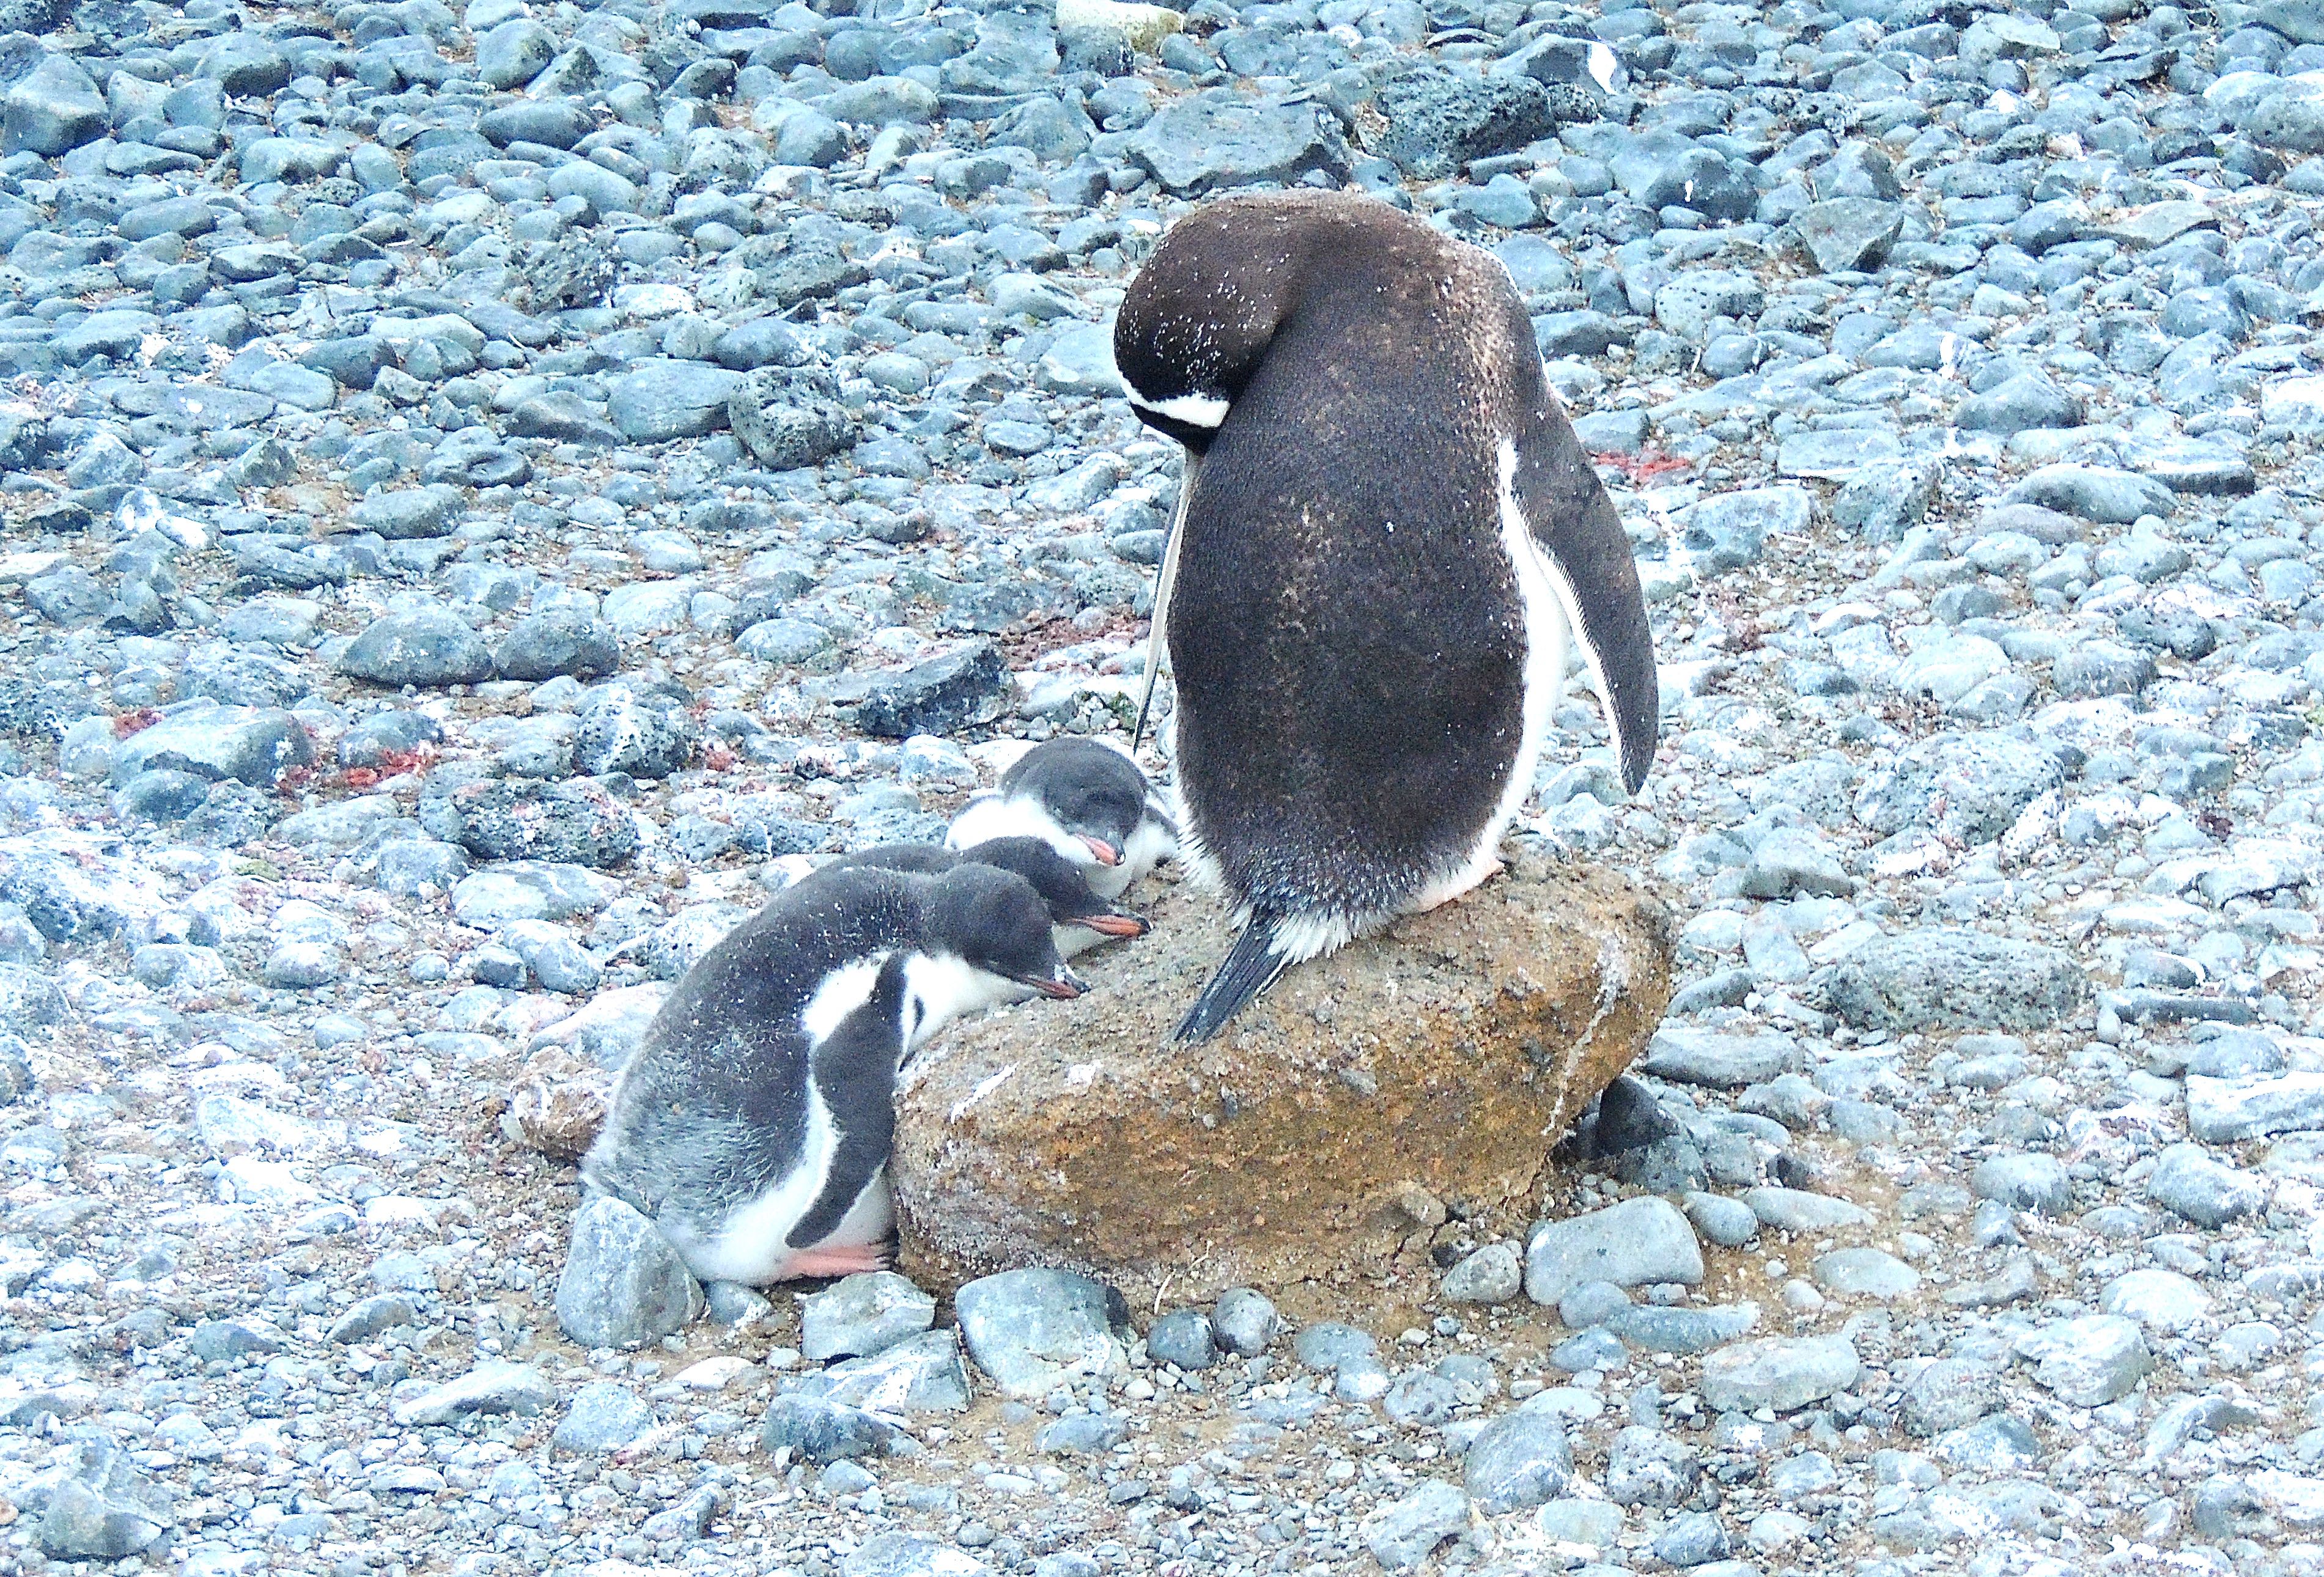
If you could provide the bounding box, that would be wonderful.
[901,951,1027,1051]
[799,950,899,1045]
[948,793,1089,870]
[1118,807,1177,888]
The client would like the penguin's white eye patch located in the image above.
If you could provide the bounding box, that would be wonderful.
[1129,391,1230,430]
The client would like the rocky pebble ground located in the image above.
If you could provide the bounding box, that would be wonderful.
[5,0,2324,1571]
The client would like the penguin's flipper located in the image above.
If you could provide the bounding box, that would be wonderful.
[786,1010,900,1252]
[1505,412,1661,793]
[1173,915,1291,1043]
[1134,452,1199,751]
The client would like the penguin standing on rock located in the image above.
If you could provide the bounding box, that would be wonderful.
[581,862,1082,1284]
[1114,190,1661,1042]
[943,737,1176,901]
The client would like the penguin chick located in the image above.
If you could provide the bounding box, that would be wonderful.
[944,737,1176,900]
[581,864,1082,1285]
[831,836,1151,957]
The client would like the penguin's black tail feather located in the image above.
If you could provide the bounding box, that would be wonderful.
[1174,916,1290,1043]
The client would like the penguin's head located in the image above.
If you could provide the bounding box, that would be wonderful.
[1116,193,1384,455]
[951,836,1149,939]
[923,864,1086,1000]
[999,738,1151,872]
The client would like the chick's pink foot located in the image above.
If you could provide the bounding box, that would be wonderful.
[781,1243,892,1279]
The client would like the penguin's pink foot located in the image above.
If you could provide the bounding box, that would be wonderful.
[781,1243,892,1280]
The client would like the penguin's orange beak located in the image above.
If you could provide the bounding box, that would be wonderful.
[1079,911,1149,938]
[1079,835,1121,867]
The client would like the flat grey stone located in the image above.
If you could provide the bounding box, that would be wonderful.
[1700,1334,1859,1414]
[328,1293,416,1344]
[2015,1315,2148,1405]
[1854,732,2062,845]
[1683,1191,1759,1246]
[109,702,315,788]
[4,56,106,157]
[953,1268,1123,1399]
[1683,486,1812,572]
[2100,1268,2210,1333]
[1294,1321,1377,1370]
[1653,1509,1732,1567]
[2005,463,2175,523]
[1955,371,2084,434]
[1739,1186,1870,1232]
[1641,1027,1800,1087]
[1797,197,1904,273]
[1603,1303,1757,1354]
[801,1271,938,1362]
[1036,1410,1129,1454]
[792,1328,972,1414]
[1812,1248,1920,1299]
[554,1383,655,1452]
[1654,270,1764,340]
[1901,1358,1999,1436]
[1464,1410,1573,1513]
[496,607,621,682]
[760,1395,899,1464]
[1971,1153,2071,1214]
[555,1196,703,1350]
[2117,432,2256,494]
[31,1443,166,1560]
[1126,90,1352,193]
[1525,1196,1702,1306]
[827,640,1010,738]
[339,608,495,689]
[1359,1477,1470,1570]
[2147,1142,2266,1228]
[1535,1497,1624,1551]
[391,1359,556,1425]
[1741,826,1854,899]
[607,361,744,443]
[1779,427,1902,479]
[1441,1241,1522,1304]
[2187,1072,2324,1142]
[1825,927,2086,1032]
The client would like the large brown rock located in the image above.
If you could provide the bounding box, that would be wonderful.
[893,848,1673,1306]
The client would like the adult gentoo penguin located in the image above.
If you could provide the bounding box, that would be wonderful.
[943,737,1176,901]
[828,835,1151,957]
[1115,190,1660,1042]
[582,862,1081,1284]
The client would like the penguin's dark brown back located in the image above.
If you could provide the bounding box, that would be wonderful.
[1116,191,1657,974]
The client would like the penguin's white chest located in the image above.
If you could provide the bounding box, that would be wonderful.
[676,1085,842,1285]
[1412,438,1573,910]
[1489,436,1574,832]
[673,956,897,1284]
